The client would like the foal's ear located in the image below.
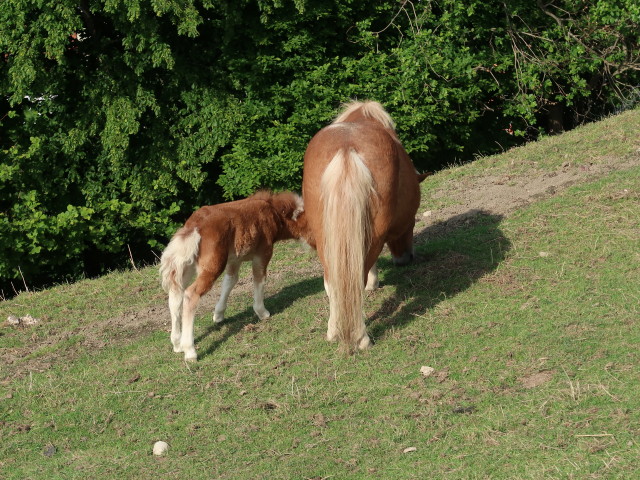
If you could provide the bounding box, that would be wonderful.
[417,172,432,183]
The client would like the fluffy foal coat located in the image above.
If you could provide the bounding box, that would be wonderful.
[160,191,306,361]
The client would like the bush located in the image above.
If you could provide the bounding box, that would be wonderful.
[1,0,638,293]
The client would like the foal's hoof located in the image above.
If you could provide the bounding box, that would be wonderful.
[183,347,197,362]
[213,312,224,324]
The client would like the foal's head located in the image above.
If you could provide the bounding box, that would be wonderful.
[269,192,308,241]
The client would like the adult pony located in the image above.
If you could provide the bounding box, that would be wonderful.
[159,191,306,361]
[302,101,427,352]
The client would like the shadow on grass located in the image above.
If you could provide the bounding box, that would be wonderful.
[195,276,324,360]
[196,209,509,358]
[367,209,510,339]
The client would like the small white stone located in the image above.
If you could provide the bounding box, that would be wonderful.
[7,316,20,326]
[21,314,39,325]
[420,366,435,377]
[403,446,417,453]
[422,210,433,217]
[153,441,169,456]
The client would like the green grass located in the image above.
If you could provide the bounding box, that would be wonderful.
[1,111,639,479]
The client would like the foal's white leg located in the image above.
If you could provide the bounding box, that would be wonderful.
[213,261,240,324]
[168,288,184,352]
[252,257,270,320]
[365,264,379,291]
[168,262,195,353]
[180,288,199,362]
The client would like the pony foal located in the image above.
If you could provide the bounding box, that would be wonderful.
[159,191,306,361]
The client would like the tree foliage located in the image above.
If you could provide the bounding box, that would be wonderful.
[1,0,638,292]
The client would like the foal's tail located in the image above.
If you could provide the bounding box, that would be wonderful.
[159,227,201,293]
[321,148,375,352]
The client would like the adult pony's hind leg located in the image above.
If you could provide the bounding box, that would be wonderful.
[348,239,386,350]
[252,251,273,320]
[323,275,338,342]
[213,260,241,324]
[324,271,374,346]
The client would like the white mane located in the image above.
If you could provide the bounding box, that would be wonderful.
[332,101,396,130]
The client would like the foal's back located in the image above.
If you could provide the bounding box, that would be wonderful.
[185,197,281,258]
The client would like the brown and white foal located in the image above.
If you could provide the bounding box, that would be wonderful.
[160,191,306,361]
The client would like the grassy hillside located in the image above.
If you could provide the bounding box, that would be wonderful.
[2,110,639,479]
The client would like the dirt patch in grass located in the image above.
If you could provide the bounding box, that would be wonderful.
[418,155,640,240]
[519,370,555,389]
[1,304,169,380]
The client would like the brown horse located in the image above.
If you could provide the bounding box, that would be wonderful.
[159,191,307,361]
[302,101,427,352]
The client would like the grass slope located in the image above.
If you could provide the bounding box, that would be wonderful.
[2,110,639,479]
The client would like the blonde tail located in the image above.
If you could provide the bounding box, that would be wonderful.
[321,148,375,352]
[159,227,201,293]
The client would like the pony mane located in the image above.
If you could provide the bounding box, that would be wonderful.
[271,191,304,220]
[248,190,303,220]
[248,190,272,202]
[332,101,396,131]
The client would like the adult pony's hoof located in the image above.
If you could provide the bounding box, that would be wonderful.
[213,312,224,324]
[365,266,379,291]
[326,327,339,342]
[365,276,379,291]
[358,334,372,350]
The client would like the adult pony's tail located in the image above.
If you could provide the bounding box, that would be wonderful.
[159,227,201,293]
[321,148,375,352]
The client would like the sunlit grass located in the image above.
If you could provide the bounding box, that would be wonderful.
[1,111,639,479]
